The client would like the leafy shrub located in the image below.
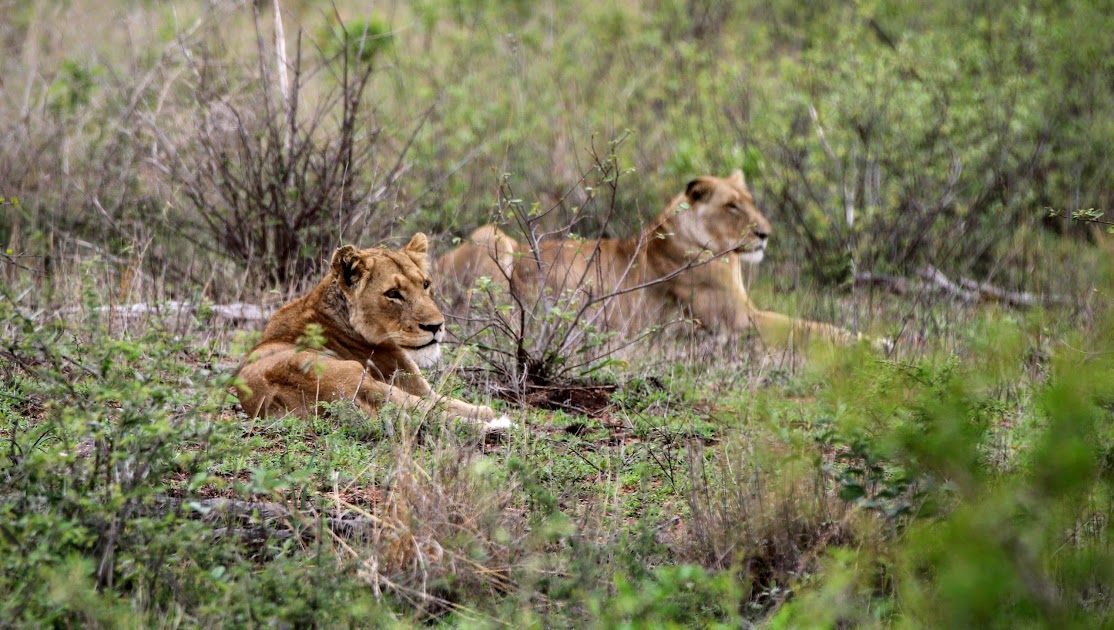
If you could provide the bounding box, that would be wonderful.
[153,8,409,288]
[0,284,242,624]
[777,309,1114,626]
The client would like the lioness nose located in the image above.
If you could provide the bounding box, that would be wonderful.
[419,322,444,334]
[754,230,770,240]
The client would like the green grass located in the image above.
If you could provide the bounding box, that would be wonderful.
[4,275,1112,626]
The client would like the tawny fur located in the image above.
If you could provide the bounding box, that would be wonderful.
[438,171,857,345]
[237,234,497,422]
[434,224,519,310]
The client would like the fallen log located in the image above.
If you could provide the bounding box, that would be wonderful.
[956,276,1070,307]
[852,271,912,294]
[854,266,1070,308]
[55,301,273,322]
[919,265,980,303]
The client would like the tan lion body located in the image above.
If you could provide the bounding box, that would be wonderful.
[238,234,498,423]
[435,225,518,310]
[438,172,855,344]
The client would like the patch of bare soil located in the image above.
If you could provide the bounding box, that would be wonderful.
[521,383,617,416]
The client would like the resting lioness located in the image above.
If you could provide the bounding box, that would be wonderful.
[438,171,858,345]
[237,234,508,428]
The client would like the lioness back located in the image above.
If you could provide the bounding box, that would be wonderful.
[435,225,518,310]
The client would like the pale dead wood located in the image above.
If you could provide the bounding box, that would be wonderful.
[155,496,382,541]
[919,265,980,303]
[956,276,1070,307]
[854,265,1070,307]
[851,271,912,294]
[52,301,273,322]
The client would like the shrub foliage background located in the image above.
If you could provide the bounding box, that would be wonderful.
[2,0,1110,290]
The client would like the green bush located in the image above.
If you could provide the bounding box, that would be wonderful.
[0,285,230,624]
[777,309,1114,626]
[4,1,1111,295]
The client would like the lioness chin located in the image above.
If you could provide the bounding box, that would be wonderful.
[438,171,864,346]
[237,233,509,430]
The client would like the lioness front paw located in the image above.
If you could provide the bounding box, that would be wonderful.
[483,415,515,432]
[872,336,895,353]
[453,403,496,421]
[851,331,894,352]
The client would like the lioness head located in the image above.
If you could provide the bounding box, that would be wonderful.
[673,170,772,264]
[331,234,445,367]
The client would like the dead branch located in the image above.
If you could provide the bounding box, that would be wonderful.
[51,301,273,322]
[854,265,1071,307]
[919,265,981,303]
[956,276,1070,307]
[852,271,912,294]
[154,496,385,542]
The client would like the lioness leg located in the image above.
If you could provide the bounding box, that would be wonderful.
[238,346,496,422]
[681,267,856,345]
[359,379,498,422]
[747,309,856,346]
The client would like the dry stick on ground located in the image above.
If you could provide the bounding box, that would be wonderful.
[854,264,1070,308]
[852,271,913,294]
[955,275,1071,307]
[155,496,380,539]
[48,301,273,323]
[918,265,981,303]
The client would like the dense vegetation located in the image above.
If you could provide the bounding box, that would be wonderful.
[2,0,1113,626]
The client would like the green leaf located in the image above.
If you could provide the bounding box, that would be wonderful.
[839,483,866,502]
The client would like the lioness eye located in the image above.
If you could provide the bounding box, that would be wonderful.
[423,278,431,290]
[385,288,403,300]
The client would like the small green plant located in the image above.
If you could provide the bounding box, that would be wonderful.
[1048,206,1114,233]
[296,322,325,351]
[46,59,101,114]
[317,15,393,68]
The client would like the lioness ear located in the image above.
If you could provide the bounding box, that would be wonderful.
[729,169,747,187]
[402,233,429,255]
[402,233,430,271]
[685,178,713,203]
[331,245,366,288]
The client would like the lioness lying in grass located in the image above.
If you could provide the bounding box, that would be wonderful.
[439,171,864,346]
[237,234,510,430]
